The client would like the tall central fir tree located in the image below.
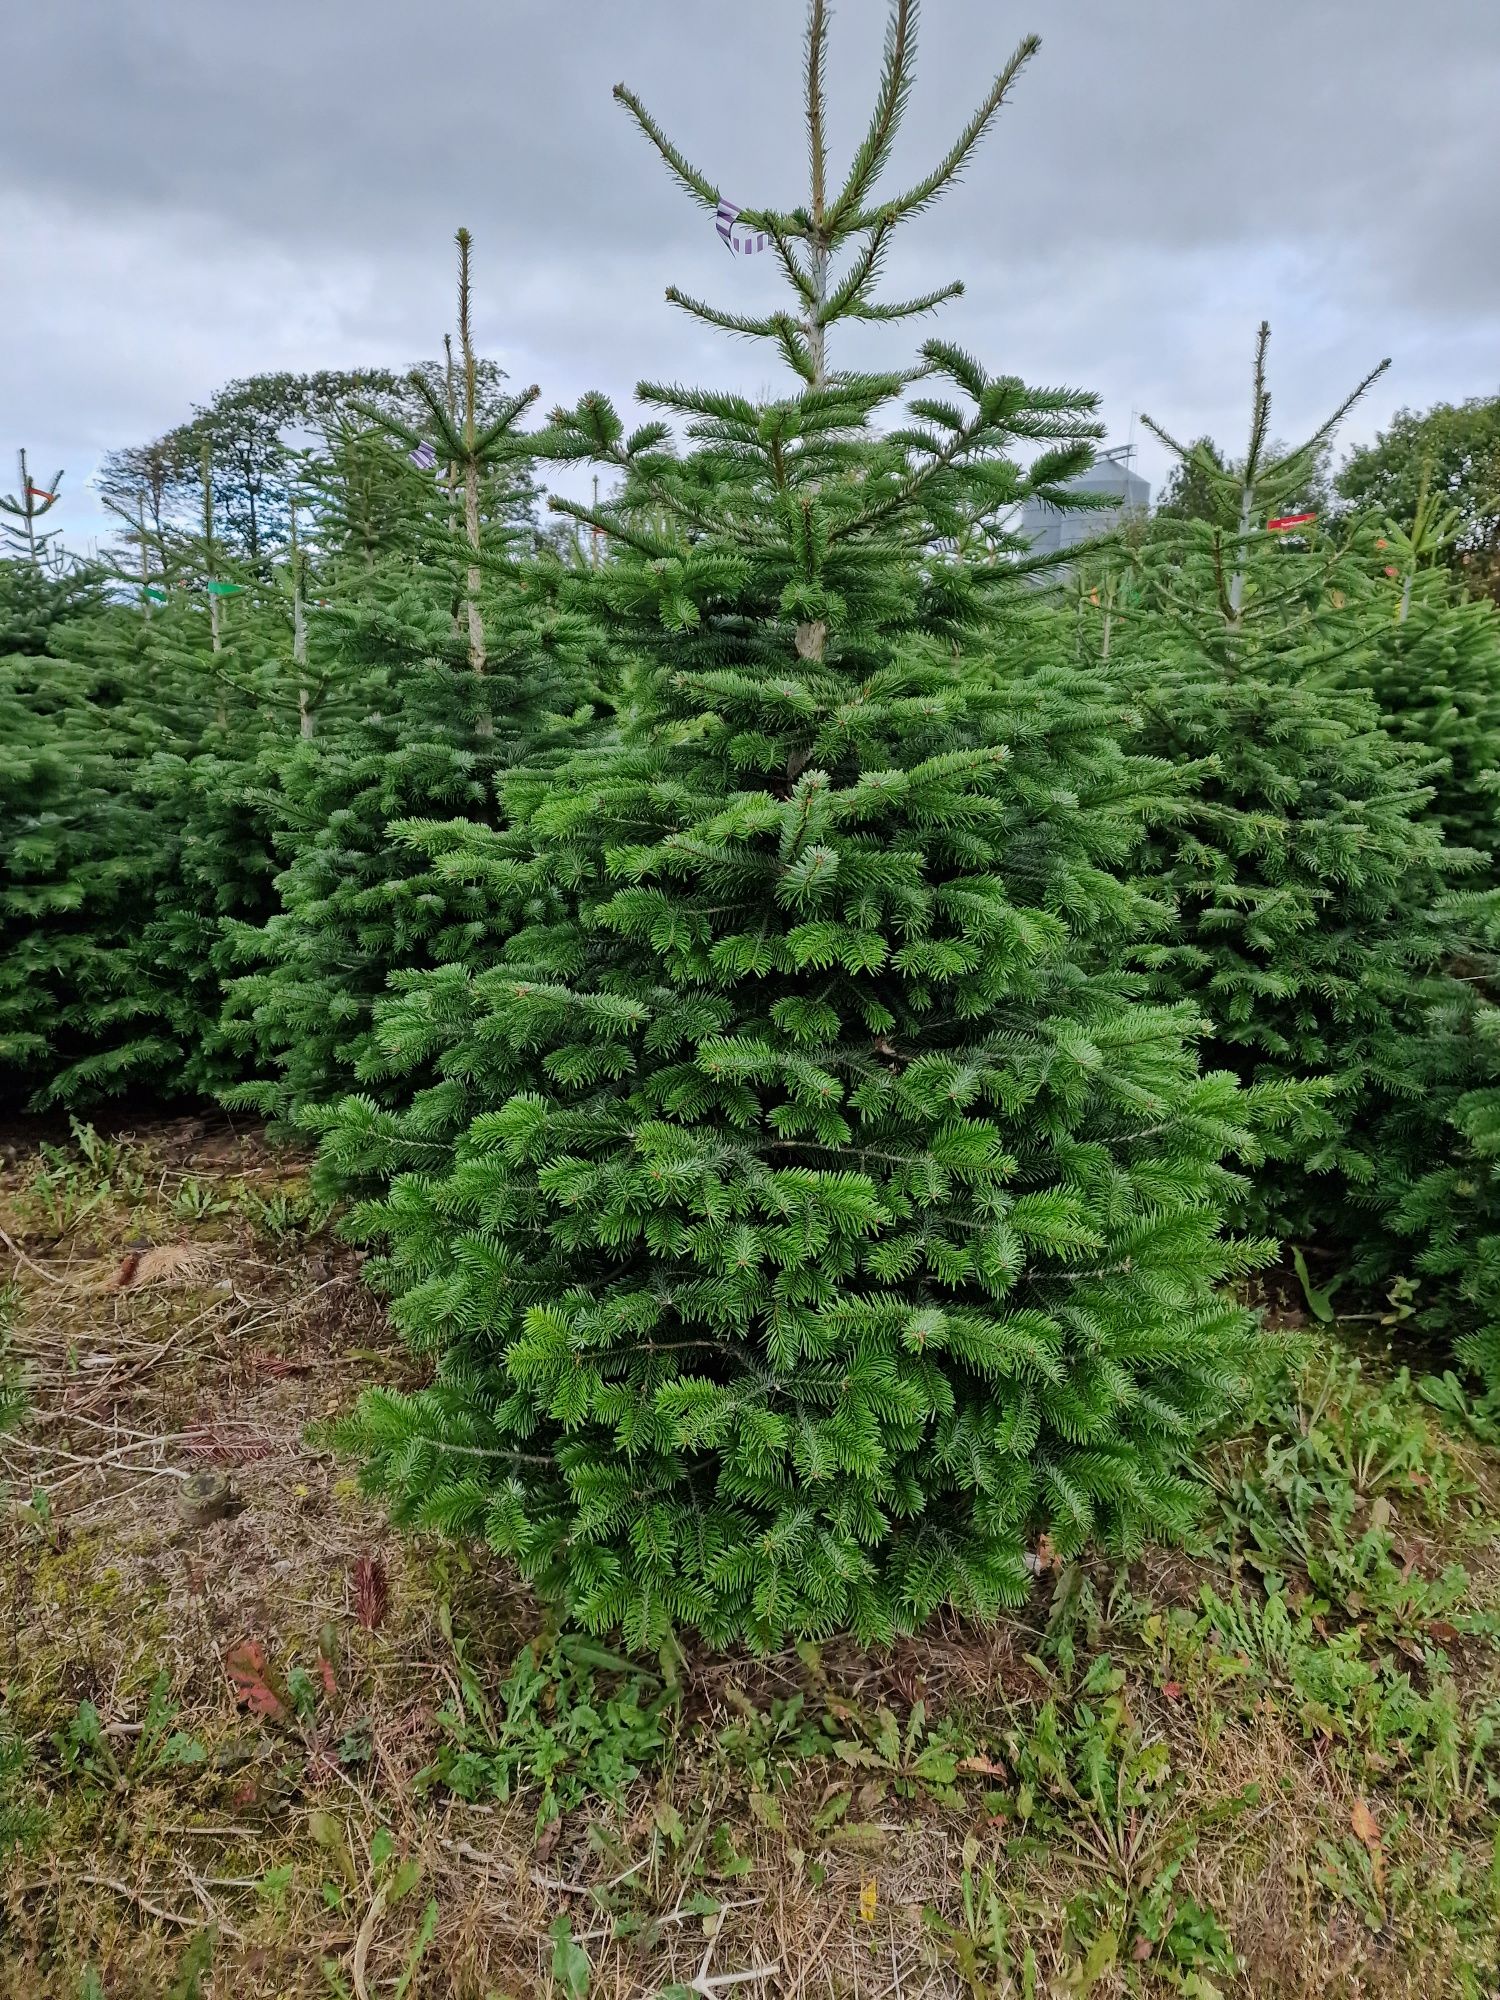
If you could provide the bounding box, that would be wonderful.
[330,0,1278,1650]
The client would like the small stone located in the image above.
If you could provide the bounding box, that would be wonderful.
[177,1469,243,1529]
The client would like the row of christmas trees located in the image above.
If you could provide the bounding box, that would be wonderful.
[7,0,1500,1646]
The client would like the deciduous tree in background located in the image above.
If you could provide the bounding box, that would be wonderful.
[1338,395,1500,604]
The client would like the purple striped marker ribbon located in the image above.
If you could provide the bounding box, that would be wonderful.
[715,200,770,256]
[409,440,437,470]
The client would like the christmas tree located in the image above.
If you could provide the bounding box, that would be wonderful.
[1352,933,1500,1389]
[3,424,314,1109]
[1100,326,1472,1241]
[1353,480,1500,859]
[0,559,257,1106]
[220,230,600,1128]
[329,2,1274,1651]
[0,451,65,569]
[0,556,131,1099]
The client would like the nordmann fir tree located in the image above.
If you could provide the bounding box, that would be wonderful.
[0,545,274,1107]
[0,452,64,569]
[220,230,599,1127]
[0,433,271,1109]
[1353,476,1500,860]
[0,556,140,1102]
[1330,495,1500,1386]
[1103,325,1474,1242]
[1,436,277,1109]
[109,441,296,1103]
[328,0,1277,1652]
[1343,907,1500,1391]
[1318,493,1500,1384]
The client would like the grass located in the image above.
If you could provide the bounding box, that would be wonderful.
[2,1118,1499,1997]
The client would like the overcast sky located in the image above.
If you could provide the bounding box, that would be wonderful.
[5,0,1499,549]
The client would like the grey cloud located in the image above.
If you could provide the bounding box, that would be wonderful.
[4,1,1498,543]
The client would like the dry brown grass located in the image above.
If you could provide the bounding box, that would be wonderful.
[2,1117,1498,1999]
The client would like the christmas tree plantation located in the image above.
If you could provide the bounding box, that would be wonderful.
[330,2,1276,1650]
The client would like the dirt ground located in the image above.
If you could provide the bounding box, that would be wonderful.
[3,1115,1500,1999]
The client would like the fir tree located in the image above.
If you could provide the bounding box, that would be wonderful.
[2,429,310,1109]
[0,452,64,569]
[1349,931,1500,1388]
[0,567,242,1104]
[1103,326,1473,1238]
[220,230,599,1126]
[1353,480,1500,858]
[0,559,120,1095]
[329,2,1274,1651]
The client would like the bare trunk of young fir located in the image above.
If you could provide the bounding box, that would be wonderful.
[795,226,831,668]
[18,450,37,567]
[202,451,222,657]
[1227,477,1254,631]
[201,445,227,728]
[805,242,829,396]
[464,458,485,678]
[454,231,492,736]
[290,499,313,739]
[444,334,463,641]
[137,495,152,616]
[803,0,829,400]
[1225,324,1274,637]
[793,6,831,674]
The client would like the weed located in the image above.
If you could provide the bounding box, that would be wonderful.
[22,1120,145,1239]
[166,1929,215,2000]
[1187,1578,1500,1812]
[993,1655,1251,1981]
[826,1696,972,1807]
[421,1620,674,1829]
[0,1708,46,1859]
[923,1840,1040,1997]
[317,1828,436,1997]
[0,1276,27,1441]
[169,1175,230,1222]
[716,1687,826,1791]
[53,1674,206,1792]
[1292,1245,1345,1324]
[240,1184,331,1241]
[80,1933,216,2000]
[1421,1367,1500,1447]
[548,1914,591,1999]
[1215,1353,1475,1636]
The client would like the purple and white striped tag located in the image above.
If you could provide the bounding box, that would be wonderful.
[409,440,437,470]
[715,200,770,256]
